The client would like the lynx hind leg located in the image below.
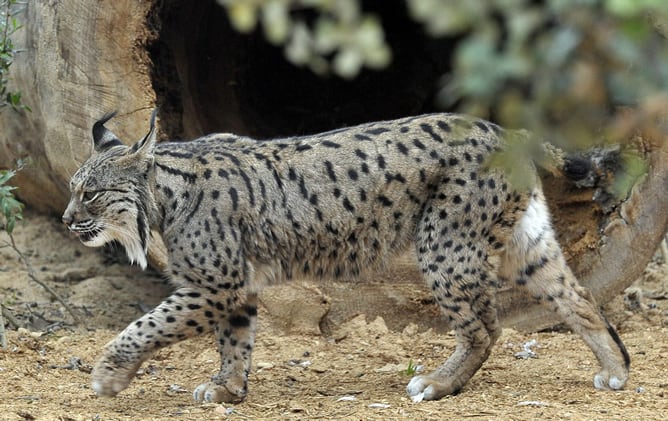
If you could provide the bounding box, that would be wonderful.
[502,191,630,390]
[193,294,258,403]
[407,212,502,401]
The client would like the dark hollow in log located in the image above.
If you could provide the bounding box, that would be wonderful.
[146,0,454,140]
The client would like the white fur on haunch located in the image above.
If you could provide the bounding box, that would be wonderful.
[512,192,552,254]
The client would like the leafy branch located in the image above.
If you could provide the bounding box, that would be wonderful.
[0,163,23,234]
[217,0,391,78]
[1,0,29,111]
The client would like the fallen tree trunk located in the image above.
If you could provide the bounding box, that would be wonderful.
[1,0,666,332]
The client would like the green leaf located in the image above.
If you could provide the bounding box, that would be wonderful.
[6,217,14,234]
[333,47,364,79]
[612,151,647,199]
[0,169,16,185]
[0,162,25,236]
[226,1,259,33]
[261,0,290,44]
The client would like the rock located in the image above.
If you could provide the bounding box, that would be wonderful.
[259,284,329,335]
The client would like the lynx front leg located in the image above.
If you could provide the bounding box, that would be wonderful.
[91,288,217,397]
[406,283,500,401]
[193,294,258,403]
[407,210,501,401]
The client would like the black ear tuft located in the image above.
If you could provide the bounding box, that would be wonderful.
[92,111,122,152]
[131,108,159,155]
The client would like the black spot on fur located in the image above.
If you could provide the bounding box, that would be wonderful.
[474,121,490,132]
[324,161,337,182]
[296,144,312,152]
[420,123,444,143]
[342,197,355,212]
[228,187,239,211]
[436,120,451,132]
[355,149,368,160]
[321,140,341,148]
[229,315,251,328]
[397,142,409,155]
[377,155,386,169]
[365,127,391,135]
[156,162,197,183]
[376,195,393,207]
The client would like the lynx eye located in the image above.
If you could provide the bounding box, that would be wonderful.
[82,191,101,203]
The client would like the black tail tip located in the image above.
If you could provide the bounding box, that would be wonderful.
[562,155,592,182]
[604,317,631,369]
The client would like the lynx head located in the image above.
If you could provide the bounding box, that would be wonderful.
[62,110,159,269]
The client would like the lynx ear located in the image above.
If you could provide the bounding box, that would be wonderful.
[92,111,122,152]
[131,108,158,156]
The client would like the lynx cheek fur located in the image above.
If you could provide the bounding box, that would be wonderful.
[63,111,629,403]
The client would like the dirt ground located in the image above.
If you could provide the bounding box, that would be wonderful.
[1,210,667,420]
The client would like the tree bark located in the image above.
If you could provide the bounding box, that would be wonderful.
[1,0,666,332]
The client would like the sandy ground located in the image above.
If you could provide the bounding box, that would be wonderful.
[1,210,667,420]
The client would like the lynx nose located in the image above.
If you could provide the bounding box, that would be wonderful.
[62,200,79,226]
[62,213,73,225]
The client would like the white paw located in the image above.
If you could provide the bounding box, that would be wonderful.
[594,373,626,390]
[593,374,607,390]
[609,376,625,390]
[406,376,437,402]
[410,391,425,403]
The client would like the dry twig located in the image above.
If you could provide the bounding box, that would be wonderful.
[1,303,20,328]
[2,235,83,327]
[0,304,5,348]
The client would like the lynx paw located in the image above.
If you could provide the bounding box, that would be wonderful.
[406,375,456,402]
[90,357,140,397]
[593,370,627,390]
[193,380,247,403]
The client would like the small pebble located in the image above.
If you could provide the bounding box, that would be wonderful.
[256,362,274,370]
[517,400,549,407]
